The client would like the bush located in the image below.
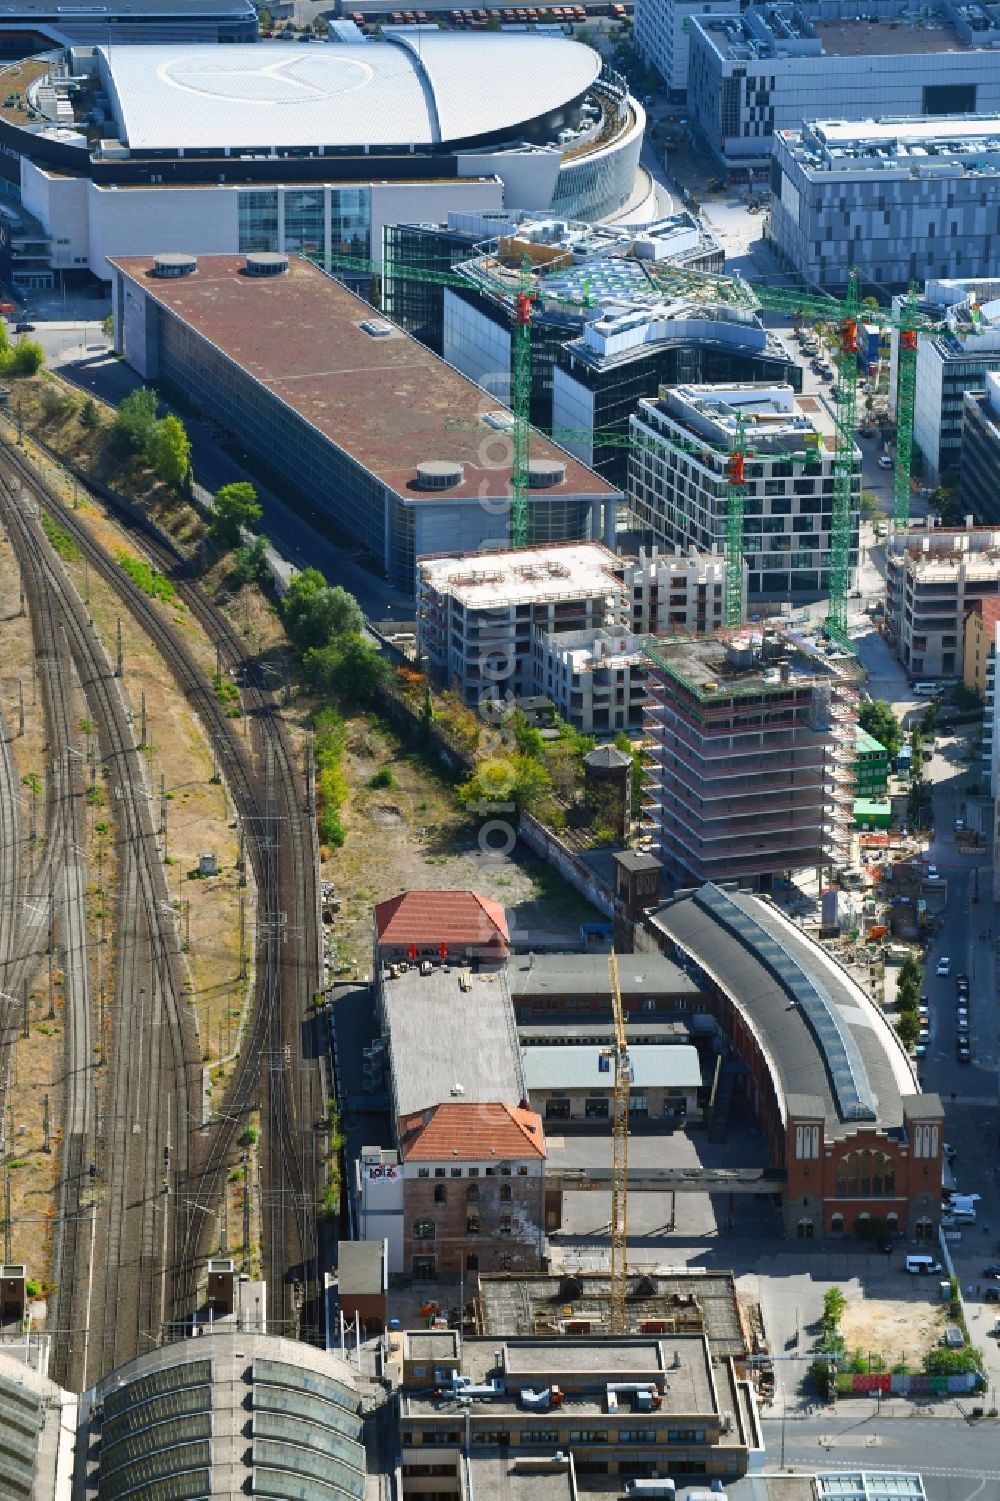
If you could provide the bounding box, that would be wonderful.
[79,396,100,429]
[116,550,176,603]
[41,512,79,562]
[368,766,394,789]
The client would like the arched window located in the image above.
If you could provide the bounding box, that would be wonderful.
[500,1183,512,1203]
[886,1211,898,1230]
[916,1217,933,1241]
[796,1218,814,1240]
[413,1220,435,1241]
[835,1149,895,1198]
[830,1212,844,1233]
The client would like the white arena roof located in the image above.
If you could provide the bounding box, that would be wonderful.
[96,35,602,152]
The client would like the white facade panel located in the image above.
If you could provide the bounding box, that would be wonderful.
[551,365,596,464]
[89,183,240,278]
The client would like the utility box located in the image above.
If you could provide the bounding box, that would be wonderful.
[199,852,218,877]
[0,1265,26,1322]
[207,1258,235,1314]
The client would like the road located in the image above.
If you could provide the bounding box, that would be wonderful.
[51,345,414,626]
[763,1409,1000,1499]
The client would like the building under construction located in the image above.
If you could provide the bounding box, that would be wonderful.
[643,626,860,887]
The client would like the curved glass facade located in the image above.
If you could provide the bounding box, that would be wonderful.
[551,130,641,221]
[550,96,645,222]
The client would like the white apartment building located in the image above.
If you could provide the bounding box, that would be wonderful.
[770,116,1000,292]
[628,381,860,600]
[416,541,739,721]
[635,0,739,98]
[626,543,739,636]
[885,520,1000,680]
[417,543,627,708]
[888,279,1000,488]
[535,626,649,734]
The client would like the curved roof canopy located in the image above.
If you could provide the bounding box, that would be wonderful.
[97,35,602,153]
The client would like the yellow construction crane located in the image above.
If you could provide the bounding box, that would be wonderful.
[606,951,632,1334]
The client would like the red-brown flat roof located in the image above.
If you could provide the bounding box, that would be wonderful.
[111,254,617,503]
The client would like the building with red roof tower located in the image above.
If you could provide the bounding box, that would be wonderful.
[373,889,510,968]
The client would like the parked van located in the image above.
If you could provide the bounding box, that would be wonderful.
[624,1484,676,1499]
[913,682,938,697]
[905,1254,943,1274]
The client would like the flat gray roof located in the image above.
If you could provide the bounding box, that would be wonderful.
[382,964,525,1119]
[509,952,698,1000]
[522,1043,702,1092]
[337,1240,384,1297]
[654,885,921,1135]
[467,1455,574,1501]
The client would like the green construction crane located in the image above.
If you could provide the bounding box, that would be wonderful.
[642,262,946,644]
[893,284,919,534]
[319,247,590,553]
[449,411,824,627]
[827,271,861,644]
[725,413,748,629]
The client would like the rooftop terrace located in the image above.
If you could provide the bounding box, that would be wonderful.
[417,542,625,609]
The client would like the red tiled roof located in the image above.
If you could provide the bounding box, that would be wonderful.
[374,889,509,950]
[399,1101,545,1161]
[970,598,1000,629]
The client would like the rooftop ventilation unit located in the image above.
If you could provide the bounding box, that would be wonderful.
[152,252,197,278]
[360,318,393,337]
[244,252,288,277]
[416,460,465,490]
[527,459,566,488]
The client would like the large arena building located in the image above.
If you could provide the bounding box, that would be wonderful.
[0,32,645,287]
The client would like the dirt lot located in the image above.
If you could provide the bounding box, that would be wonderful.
[840,1284,951,1368]
[327,716,602,979]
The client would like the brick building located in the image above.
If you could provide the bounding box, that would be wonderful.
[398,1102,545,1279]
[648,881,945,1240]
[367,891,545,1276]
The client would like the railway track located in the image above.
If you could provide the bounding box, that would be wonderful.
[0,462,196,1388]
[0,440,322,1347]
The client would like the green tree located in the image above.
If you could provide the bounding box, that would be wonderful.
[101,312,114,339]
[457,753,552,814]
[302,632,388,707]
[899,953,921,988]
[113,386,159,456]
[232,537,269,584]
[283,569,363,649]
[153,413,191,489]
[895,1010,920,1050]
[79,396,100,429]
[313,14,328,32]
[860,490,881,519]
[857,698,902,761]
[212,480,263,547]
[823,1287,846,1328]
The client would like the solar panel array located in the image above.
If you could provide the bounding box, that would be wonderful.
[695,883,878,1122]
